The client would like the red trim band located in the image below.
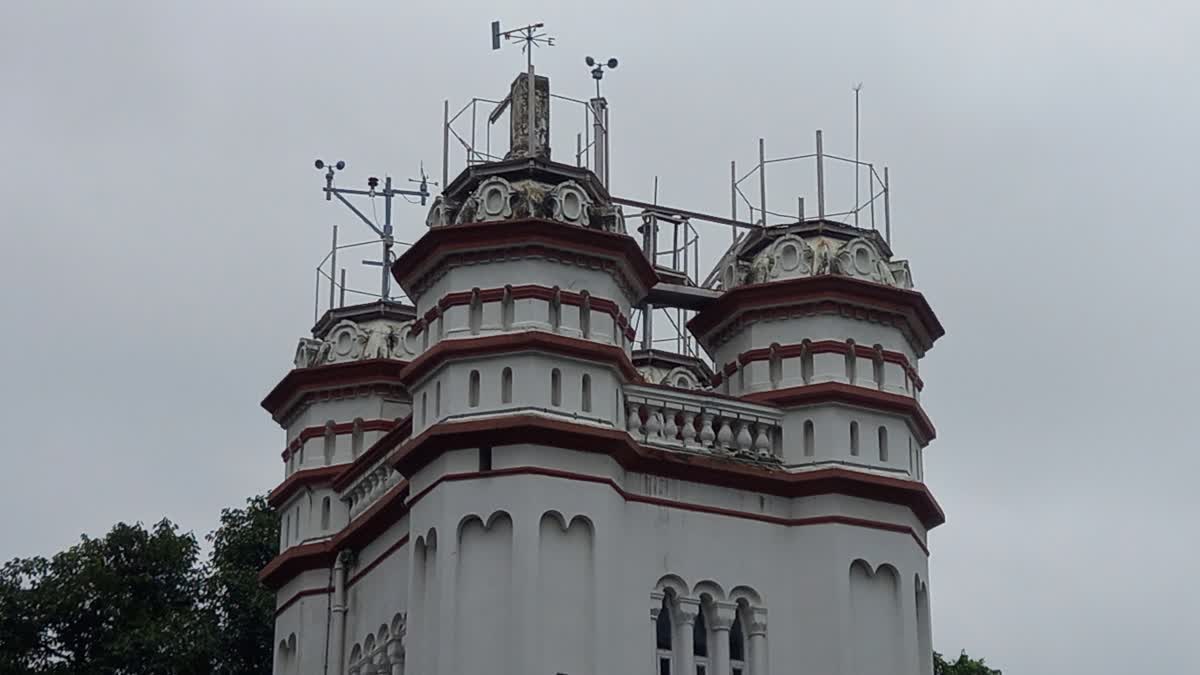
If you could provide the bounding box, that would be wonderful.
[262,359,410,421]
[398,331,644,386]
[268,465,346,508]
[407,466,929,555]
[388,414,943,528]
[281,418,399,461]
[712,339,924,391]
[688,276,944,354]
[743,382,936,442]
[411,284,638,342]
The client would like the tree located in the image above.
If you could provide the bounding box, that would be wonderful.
[0,499,279,675]
[0,519,217,675]
[206,496,280,675]
[935,650,1002,675]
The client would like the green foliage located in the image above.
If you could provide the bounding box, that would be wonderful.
[935,650,1002,675]
[207,496,280,675]
[0,499,278,675]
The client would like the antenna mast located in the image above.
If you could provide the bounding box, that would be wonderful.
[313,159,432,304]
[491,20,555,161]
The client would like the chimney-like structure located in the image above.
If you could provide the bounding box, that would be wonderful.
[506,72,550,160]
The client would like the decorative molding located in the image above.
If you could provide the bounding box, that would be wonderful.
[743,382,936,442]
[411,283,636,341]
[391,218,657,304]
[261,359,410,423]
[688,275,944,356]
[407,465,931,555]
[268,465,345,508]
[397,331,645,387]
[711,339,924,391]
[281,418,399,461]
[387,414,943,529]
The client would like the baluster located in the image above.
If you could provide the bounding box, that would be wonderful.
[646,407,663,441]
[736,420,753,453]
[699,412,716,448]
[663,409,679,445]
[754,422,771,453]
[716,416,734,451]
[627,402,643,436]
[681,412,697,447]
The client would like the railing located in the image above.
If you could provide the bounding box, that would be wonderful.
[623,385,784,462]
[345,459,403,520]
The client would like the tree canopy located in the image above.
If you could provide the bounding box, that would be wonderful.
[936,650,1003,675]
[0,498,277,675]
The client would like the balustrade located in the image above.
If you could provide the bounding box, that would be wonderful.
[623,384,783,462]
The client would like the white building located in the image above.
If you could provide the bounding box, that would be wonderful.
[261,68,945,675]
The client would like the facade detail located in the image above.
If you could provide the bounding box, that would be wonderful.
[261,66,946,675]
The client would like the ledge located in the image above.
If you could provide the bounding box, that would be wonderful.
[398,331,644,386]
[391,218,658,301]
[687,275,944,354]
[387,414,944,529]
[261,359,410,422]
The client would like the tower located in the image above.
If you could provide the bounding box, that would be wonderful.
[261,65,944,675]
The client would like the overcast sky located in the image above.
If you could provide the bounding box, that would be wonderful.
[3,2,1198,673]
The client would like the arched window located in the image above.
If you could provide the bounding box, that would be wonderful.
[768,344,782,388]
[850,421,860,456]
[434,381,441,418]
[804,420,815,457]
[730,613,746,675]
[469,370,481,408]
[878,426,889,462]
[321,497,331,530]
[800,339,813,384]
[283,513,290,546]
[296,445,304,469]
[694,607,709,674]
[550,369,562,407]
[323,421,336,465]
[501,286,514,330]
[580,291,592,338]
[738,364,747,393]
[421,392,428,425]
[549,287,562,332]
[655,596,673,675]
[351,418,364,459]
[581,374,592,412]
[468,288,482,335]
[845,340,857,384]
[501,368,513,404]
[294,506,301,540]
[873,345,885,389]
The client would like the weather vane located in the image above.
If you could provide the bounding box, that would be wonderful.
[491,20,555,70]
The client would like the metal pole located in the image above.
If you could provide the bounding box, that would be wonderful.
[883,166,891,245]
[591,99,606,187]
[603,104,611,188]
[576,133,582,167]
[329,225,338,310]
[798,197,805,222]
[730,160,738,243]
[869,164,876,231]
[382,177,392,300]
[758,138,767,226]
[442,100,449,188]
[526,64,536,159]
[816,130,826,220]
[854,85,861,228]
[470,100,477,165]
[339,268,347,308]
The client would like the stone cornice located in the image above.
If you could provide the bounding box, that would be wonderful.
[397,331,644,387]
[743,382,937,443]
[391,218,658,303]
[387,414,944,529]
[688,275,944,356]
[261,359,410,423]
